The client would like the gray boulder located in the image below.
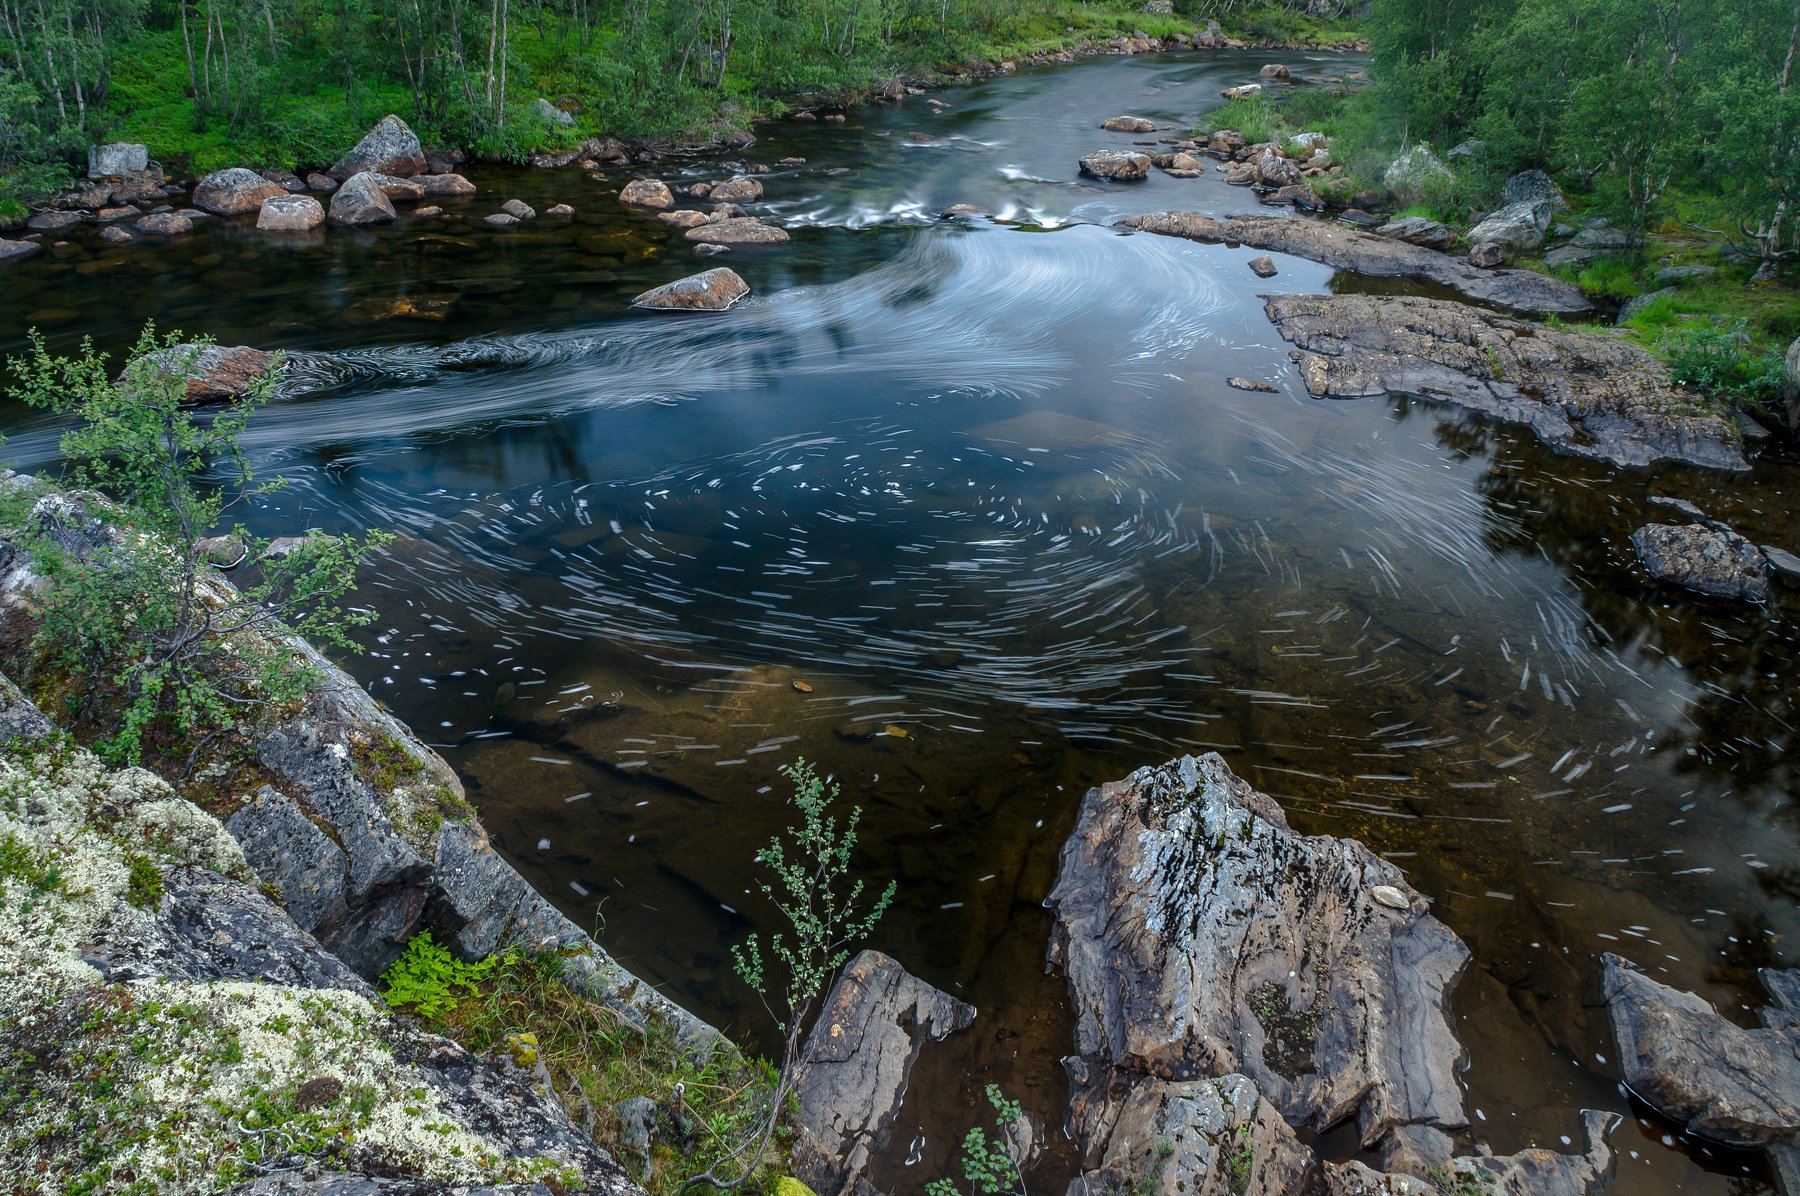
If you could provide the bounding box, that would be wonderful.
[0,238,42,262]
[330,114,426,181]
[1656,264,1717,286]
[1502,168,1564,209]
[791,950,975,1196]
[1257,154,1302,188]
[328,172,397,225]
[194,167,285,216]
[708,175,763,204]
[1467,198,1553,261]
[684,217,790,246]
[533,97,576,126]
[1630,521,1771,602]
[619,178,674,210]
[1079,149,1152,181]
[135,211,194,236]
[257,193,326,232]
[1573,225,1633,250]
[87,141,149,178]
[1382,143,1452,201]
[1787,335,1800,431]
[632,267,751,311]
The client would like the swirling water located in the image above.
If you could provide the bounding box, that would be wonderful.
[4,47,1798,1194]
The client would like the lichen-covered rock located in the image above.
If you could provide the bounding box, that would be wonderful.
[1630,522,1771,601]
[258,193,326,232]
[331,115,427,181]
[684,217,790,246]
[707,176,763,204]
[1047,754,1470,1147]
[194,167,286,216]
[790,950,976,1196]
[1466,198,1552,261]
[619,178,674,210]
[1079,149,1152,181]
[1382,143,1452,202]
[88,141,149,177]
[330,172,399,225]
[1262,293,1748,472]
[632,267,751,311]
[1121,211,1589,315]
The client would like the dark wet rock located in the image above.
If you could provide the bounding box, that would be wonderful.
[1788,335,1800,431]
[1764,545,1800,583]
[261,169,306,192]
[330,114,426,181]
[1228,377,1277,392]
[1266,184,1324,211]
[1102,115,1158,132]
[632,267,750,312]
[1646,494,1713,524]
[27,209,85,231]
[1067,1068,1314,1196]
[0,238,41,262]
[708,175,763,204]
[410,172,476,197]
[685,217,789,246]
[545,203,574,218]
[194,167,285,216]
[1121,211,1591,314]
[1375,215,1456,251]
[258,193,326,232]
[306,172,339,193]
[1326,1111,1616,1195]
[1630,522,1771,602]
[619,178,674,209]
[1260,62,1290,79]
[99,225,133,245]
[87,141,148,177]
[329,173,398,225]
[1263,293,1747,471]
[133,343,280,403]
[1079,149,1152,181]
[1048,754,1471,1147]
[1248,254,1278,278]
[484,212,520,228]
[791,950,976,1196]
[1603,954,1800,1147]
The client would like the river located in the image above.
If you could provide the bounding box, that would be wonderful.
[2,46,1792,1195]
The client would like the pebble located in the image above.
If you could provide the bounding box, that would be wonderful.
[1371,884,1409,910]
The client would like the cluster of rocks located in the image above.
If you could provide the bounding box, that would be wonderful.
[1628,494,1800,604]
[614,170,790,253]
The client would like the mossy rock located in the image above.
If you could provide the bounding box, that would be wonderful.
[776,1177,820,1196]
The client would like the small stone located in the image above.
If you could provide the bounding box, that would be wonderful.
[1227,377,1276,393]
[545,203,575,217]
[792,680,814,693]
[1248,255,1277,278]
[414,205,443,219]
[484,212,520,228]
[100,226,133,245]
[1371,885,1409,910]
[502,198,536,220]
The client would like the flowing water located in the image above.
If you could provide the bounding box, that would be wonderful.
[3,47,1796,1195]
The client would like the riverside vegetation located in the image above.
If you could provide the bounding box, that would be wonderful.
[0,330,900,1194]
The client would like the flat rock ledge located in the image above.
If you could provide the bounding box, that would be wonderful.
[1047,754,1617,1196]
[791,950,976,1196]
[1118,211,1592,315]
[1261,293,1748,473]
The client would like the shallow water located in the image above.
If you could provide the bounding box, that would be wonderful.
[4,47,1796,1194]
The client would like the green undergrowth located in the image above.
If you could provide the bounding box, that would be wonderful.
[383,938,788,1196]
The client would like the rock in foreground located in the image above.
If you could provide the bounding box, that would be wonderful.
[632,267,751,311]
[1630,522,1771,601]
[1121,210,1591,314]
[790,950,975,1196]
[1262,293,1748,472]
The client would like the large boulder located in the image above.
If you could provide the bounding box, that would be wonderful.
[329,114,426,181]
[328,172,397,225]
[684,217,790,246]
[790,950,975,1196]
[87,141,148,178]
[1466,198,1553,262]
[632,267,750,311]
[1382,143,1452,202]
[1786,335,1800,431]
[619,178,674,210]
[193,167,286,216]
[1502,167,1565,209]
[256,193,325,232]
[1629,521,1772,602]
[533,96,576,126]
[1079,149,1152,181]
[1261,292,1748,471]
[1603,955,1800,1147]
[131,344,281,403]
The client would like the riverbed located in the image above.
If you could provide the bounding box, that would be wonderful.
[2,47,1793,1195]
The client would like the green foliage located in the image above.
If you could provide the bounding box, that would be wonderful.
[4,323,392,769]
[381,930,503,1017]
[1224,1123,1254,1195]
[925,1085,1026,1196]
[0,829,63,906]
[123,851,164,909]
[1656,318,1789,416]
[1206,94,1281,145]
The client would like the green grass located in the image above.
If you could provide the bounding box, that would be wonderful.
[1211,0,1361,44]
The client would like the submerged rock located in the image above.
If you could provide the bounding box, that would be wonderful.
[1262,292,1747,471]
[0,238,43,262]
[330,114,426,181]
[684,217,789,246]
[632,267,750,311]
[1630,521,1771,602]
[1121,211,1590,315]
[791,950,975,1196]
[1079,149,1152,181]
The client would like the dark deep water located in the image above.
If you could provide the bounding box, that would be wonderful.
[4,47,1797,1194]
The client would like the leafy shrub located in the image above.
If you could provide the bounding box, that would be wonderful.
[381,931,503,1017]
[927,1085,1027,1196]
[1657,318,1787,414]
[1206,94,1282,145]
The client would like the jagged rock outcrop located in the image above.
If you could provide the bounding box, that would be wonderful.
[1048,755,1616,1196]
[791,950,976,1196]
[1119,211,1591,315]
[1630,522,1772,602]
[1261,293,1748,472]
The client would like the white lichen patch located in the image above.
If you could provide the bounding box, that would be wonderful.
[0,740,576,1194]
